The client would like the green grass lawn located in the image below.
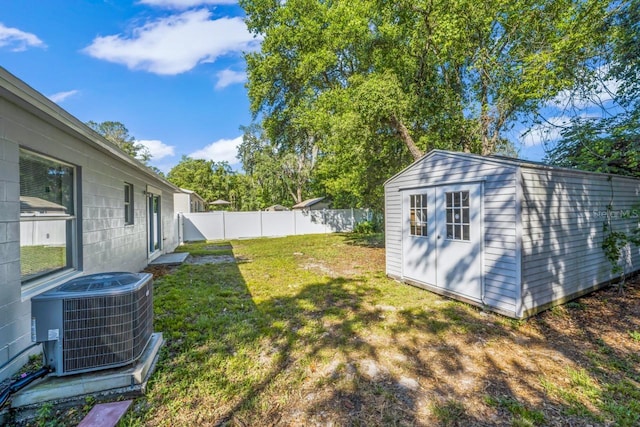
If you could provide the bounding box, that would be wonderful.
[31,233,638,426]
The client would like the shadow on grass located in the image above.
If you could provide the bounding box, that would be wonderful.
[342,232,385,248]
[130,239,640,427]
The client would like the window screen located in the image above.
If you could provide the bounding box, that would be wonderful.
[409,194,428,236]
[445,191,470,241]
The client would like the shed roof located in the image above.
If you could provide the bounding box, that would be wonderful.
[20,196,68,213]
[0,67,180,193]
[385,149,640,186]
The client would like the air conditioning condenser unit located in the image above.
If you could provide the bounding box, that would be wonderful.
[31,272,154,376]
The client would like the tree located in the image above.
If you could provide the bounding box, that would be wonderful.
[241,0,610,208]
[167,156,253,210]
[546,1,640,177]
[87,121,151,163]
[540,1,640,282]
[238,124,317,206]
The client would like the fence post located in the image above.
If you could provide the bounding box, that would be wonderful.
[351,208,355,231]
[222,211,226,240]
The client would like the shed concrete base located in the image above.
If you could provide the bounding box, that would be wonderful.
[6,332,163,416]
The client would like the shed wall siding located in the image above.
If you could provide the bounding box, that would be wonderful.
[385,153,519,315]
[520,170,640,312]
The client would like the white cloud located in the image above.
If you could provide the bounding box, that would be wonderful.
[137,139,176,159]
[520,116,572,147]
[215,69,246,89]
[139,0,237,9]
[189,136,242,163]
[0,23,46,52]
[48,90,79,103]
[551,65,621,111]
[82,9,260,75]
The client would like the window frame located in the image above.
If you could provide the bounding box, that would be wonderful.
[19,148,79,285]
[445,190,471,241]
[124,182,134,225]
[409,194,428,237]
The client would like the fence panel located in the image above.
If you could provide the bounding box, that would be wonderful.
[261,212,296,237]
[180,209,369,242]
[224,212,262,239]
[182,212,225,241]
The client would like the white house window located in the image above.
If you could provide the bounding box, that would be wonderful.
[409,194,428,236]
[124,182,134,225]
[446,191,470,241]
[19,149,77,282]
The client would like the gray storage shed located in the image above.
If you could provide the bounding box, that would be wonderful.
[385,150,640,318]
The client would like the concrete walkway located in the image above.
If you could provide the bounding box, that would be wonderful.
[148,252,189,266]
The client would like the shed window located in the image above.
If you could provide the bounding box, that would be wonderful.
[124,183,134,225]
[19,149,77,282]
[446,191,470,241]
[409,194,428,236]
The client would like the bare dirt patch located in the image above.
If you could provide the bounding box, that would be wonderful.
[186,254,237,265]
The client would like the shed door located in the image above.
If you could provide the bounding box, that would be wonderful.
[435,184,482,300]
[402,189,437,285]
[402,183,482,301]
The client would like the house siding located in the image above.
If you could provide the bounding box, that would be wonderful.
[520,169,640,313]
[0,69,179,381]
[0,132,31,379]
[385,152,520,315]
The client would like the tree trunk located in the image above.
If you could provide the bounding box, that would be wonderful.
[479,67,494,156]
[390,115,423,160]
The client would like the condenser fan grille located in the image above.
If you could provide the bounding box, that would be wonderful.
[62,279,153,373]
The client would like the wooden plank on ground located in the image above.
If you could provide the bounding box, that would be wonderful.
[77,400,133,427]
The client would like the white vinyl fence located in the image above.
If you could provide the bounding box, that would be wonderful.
[179,209,370,242]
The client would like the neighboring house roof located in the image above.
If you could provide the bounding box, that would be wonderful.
[179,188,205,201]
[292,197,328,209]
[210,199,231,205]
[0,66,180,193]
[265,204,289,211]
[20,196,67,214]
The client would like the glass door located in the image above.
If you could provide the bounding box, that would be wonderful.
[148,194,161,254]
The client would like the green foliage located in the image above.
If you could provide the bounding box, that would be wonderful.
[353,220,375,235]
[238,123,317,207]
[241,0,611,209]
[86,121,151,163]
[35,402,61,427]
[600,202,640,284]
[431,399,467,426]
[546,1,640,176]
[485,395,546,426]
[167,156,256,210]
[353,215,384,235]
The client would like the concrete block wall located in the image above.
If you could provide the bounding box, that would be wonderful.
[0,75,179,381]
[0,135,35,380]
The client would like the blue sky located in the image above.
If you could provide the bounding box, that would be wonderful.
[0,1,615,171]
[0,0,258,173]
